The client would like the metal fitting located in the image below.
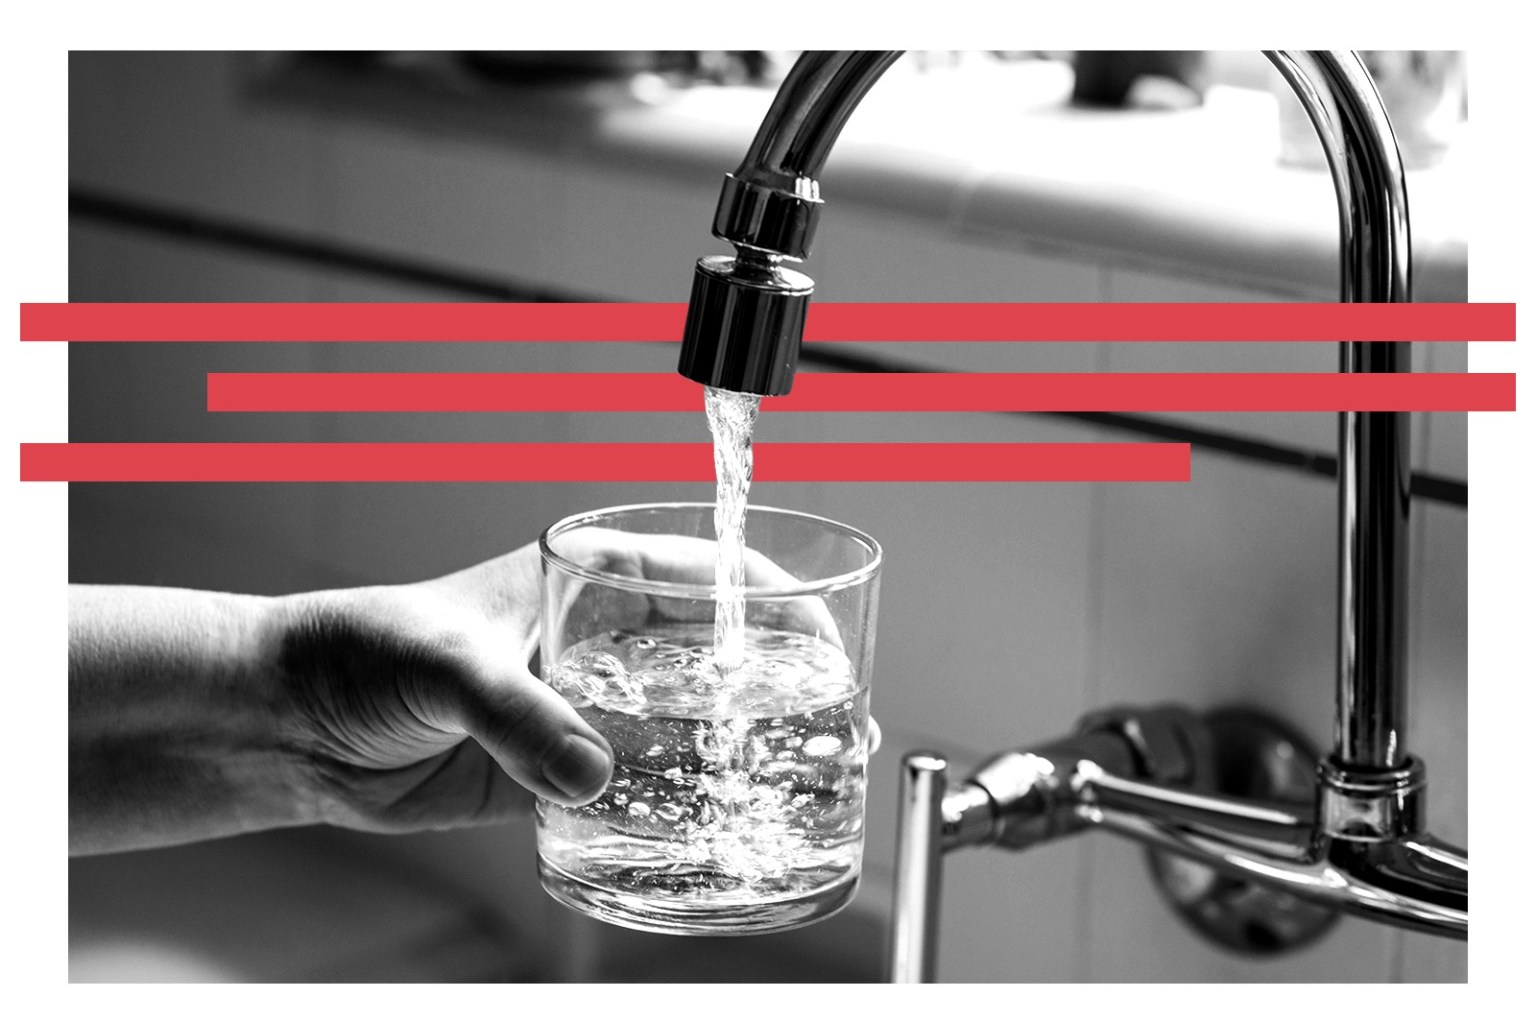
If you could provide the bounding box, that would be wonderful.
[1318,755,1426,842]
[1078,704,1201,786]
[711,173,822,261]
[677,251,813,396]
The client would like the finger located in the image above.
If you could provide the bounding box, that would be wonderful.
[868,716,883,756]
[567,531,844,645]
[449,660,614,807]
[742,550,843,650]
[546,528,663,637]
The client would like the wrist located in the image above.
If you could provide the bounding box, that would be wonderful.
[171,588,327,836]
[260,588,343,829]
[68,585,324,853]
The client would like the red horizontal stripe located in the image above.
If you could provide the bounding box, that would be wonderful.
[19,442,1188,483]
[754,443,1189,482]
[20,302,1515,342]
[20,303,684,343]
[207,371,1516,413]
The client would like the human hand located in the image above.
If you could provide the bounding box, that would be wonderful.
[276,533,879,836]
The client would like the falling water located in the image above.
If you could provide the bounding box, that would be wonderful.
[704,385,762,678]
[535,384,868,924]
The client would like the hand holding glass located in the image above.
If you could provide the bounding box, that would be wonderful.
[536,504,882,935]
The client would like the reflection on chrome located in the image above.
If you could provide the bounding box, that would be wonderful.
[674,50,1467,982]
[895,704,1466,980]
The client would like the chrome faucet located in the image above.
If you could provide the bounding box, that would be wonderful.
[677,51,1467,980]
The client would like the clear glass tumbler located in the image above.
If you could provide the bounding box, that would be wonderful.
[536,502,882,935]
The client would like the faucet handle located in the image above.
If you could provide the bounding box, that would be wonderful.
[890,752,947,983]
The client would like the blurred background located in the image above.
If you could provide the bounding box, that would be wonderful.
[67,50,1468,982]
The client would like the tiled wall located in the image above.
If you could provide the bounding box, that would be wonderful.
[65,52,1467,982]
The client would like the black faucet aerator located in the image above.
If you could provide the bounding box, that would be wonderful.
[677,253,813,398]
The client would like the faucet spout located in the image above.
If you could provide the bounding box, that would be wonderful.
[683,51,1467,963]
[677,52,900,396]
[713,51,902,259]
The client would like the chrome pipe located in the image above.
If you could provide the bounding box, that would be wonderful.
[913,714,1465,944]
[1090,809,1466,938]
[1082,766,1314,852]
[714,51,902,260]
[1264,52,1412,305]
[922,741,1466,939]
[1079,758,1464,936]
[891,752,947,984]
[734,51,904,192]
[1267,51,1413,772]
[1327,834,1468,925]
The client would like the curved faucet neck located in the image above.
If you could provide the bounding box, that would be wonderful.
[734,51,903,195]
[1265,52,1412,304]
[710,52,902,262]
[699,50,1416,778]
[724,51,1412,301]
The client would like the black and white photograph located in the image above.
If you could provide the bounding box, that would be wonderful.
[9,20,1514,991]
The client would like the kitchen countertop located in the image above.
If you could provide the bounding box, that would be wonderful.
[254,54,1469,301]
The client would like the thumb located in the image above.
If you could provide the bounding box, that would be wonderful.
[453,664,614,807]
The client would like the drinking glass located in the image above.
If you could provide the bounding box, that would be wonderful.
[536,502,882,935]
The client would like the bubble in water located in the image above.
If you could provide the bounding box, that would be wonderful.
[581,651,626,679]
[803,735,842,757]
[539,625,867,917]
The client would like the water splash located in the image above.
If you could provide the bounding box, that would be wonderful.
[543,626,866,898]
